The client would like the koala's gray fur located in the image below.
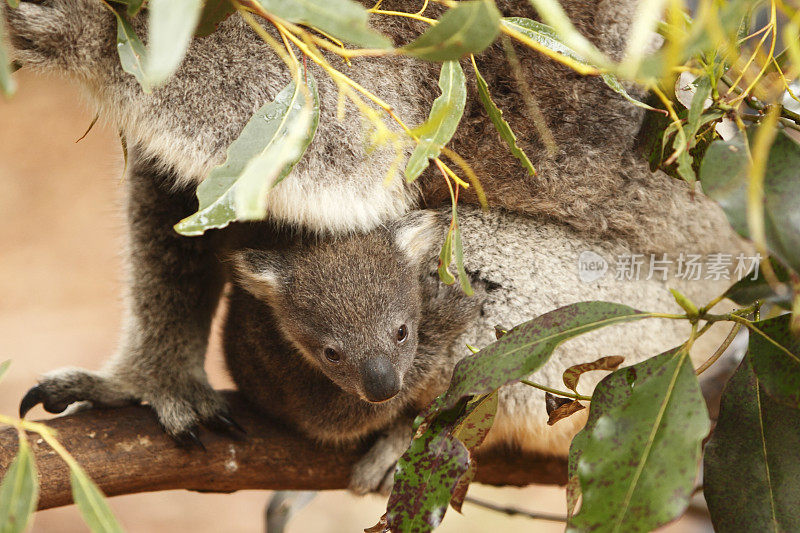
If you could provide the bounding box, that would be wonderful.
[4,0,744,447]
[227,205,745,493]
[225,212,482,492]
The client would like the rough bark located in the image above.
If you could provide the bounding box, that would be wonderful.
[0,392,567,510]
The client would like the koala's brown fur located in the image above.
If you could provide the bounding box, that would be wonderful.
[224,212,483,492]
[4,0,742,446]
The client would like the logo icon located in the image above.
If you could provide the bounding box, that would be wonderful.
[578,251,608,283]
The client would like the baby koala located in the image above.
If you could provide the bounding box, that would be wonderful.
[225,204,742,495]
[225,210,484,494]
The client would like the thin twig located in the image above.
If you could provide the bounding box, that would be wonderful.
[463,495,567,523]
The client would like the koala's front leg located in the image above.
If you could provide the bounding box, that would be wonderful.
[349,419,414,496]
[20,152,234,444]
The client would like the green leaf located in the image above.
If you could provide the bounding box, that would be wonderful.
[685,77,712,141]
[402,0,500,62]
[436,302,650,412]
[175,69,319,235]
[724,257,794,309]
[437,225,455,285]
[566,350,676,521]
[386,392,497,533]
[704,357,800,532]
[112,8,151,92]
[6,1,20,8]
[451,223,473,296]
[252,0,391,49]
[473,62,535,176]
[0,437,38,533]
[569,347,710,533]
[386,405,471,533]
[405,61,466,181]
[145,0,203,85]
[500,18,657,111]
[0,8,16,98]
[700,130,800,274]
[747,314,800,408]
[451,391,498,451]
[195,0,236,37]
[71,467,123,533]
[125,0,144,16]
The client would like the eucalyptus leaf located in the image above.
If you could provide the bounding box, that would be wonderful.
[473,62,535,176]
[569,347,710,533]
[436,302,650,412]
[0,437,38,533]
[700,130,800,274]
[685,76,712,141]
[501,18,656,111]
[0,360,10,383]
[566,350,675,521]
[386,392,497,533]
[562,355,625,395]
[5,1,20,8]
[175,69,319,235]
[126,0,144,16]
[724,257,794,309]
[405,61,466,181]
[386,404,471,533]
[71,468,124,533]
[704,357,800,532]
[437,222,455,285]
[145,0,203,85]
[747,314,800,408]
[0,9,16,98]
[112,8,151,92]
[251,0,390,49]
[402,0,500,62]
[196,0,236,37]
[451,223,473,296]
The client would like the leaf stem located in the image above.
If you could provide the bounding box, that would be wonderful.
[519,380,592,401]
[694,323,743,375]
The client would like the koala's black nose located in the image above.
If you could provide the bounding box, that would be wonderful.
[361,356,401,403]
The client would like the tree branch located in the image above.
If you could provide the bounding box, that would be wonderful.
[0,392,567,510]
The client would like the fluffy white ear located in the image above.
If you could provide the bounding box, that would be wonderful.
[391,210,442,265]
[230,249,284,299]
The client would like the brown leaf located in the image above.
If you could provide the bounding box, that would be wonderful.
[364,514,389,533]
[450,459,477,513]
[562,356,625,394]
[547,400,585,426]
[545,392,572,415]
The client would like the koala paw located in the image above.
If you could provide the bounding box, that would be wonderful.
[349,456,398,497]
[348,423,412,496]
[19,367,244,447]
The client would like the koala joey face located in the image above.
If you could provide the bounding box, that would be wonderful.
[234,210,441,403]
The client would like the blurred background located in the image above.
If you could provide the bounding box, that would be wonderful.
[0,71,711,532]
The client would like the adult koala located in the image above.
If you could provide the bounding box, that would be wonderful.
[3,0,742,443]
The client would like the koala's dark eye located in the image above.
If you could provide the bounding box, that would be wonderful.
[324,347,341,363]
[396,324,408,343]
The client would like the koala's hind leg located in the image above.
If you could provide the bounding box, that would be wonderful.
[349,420,414,496]
[20,152,234,444]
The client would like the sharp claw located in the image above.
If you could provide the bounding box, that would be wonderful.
[19,385,44,418]
[214,414,247,435]
[173,427,206,451]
